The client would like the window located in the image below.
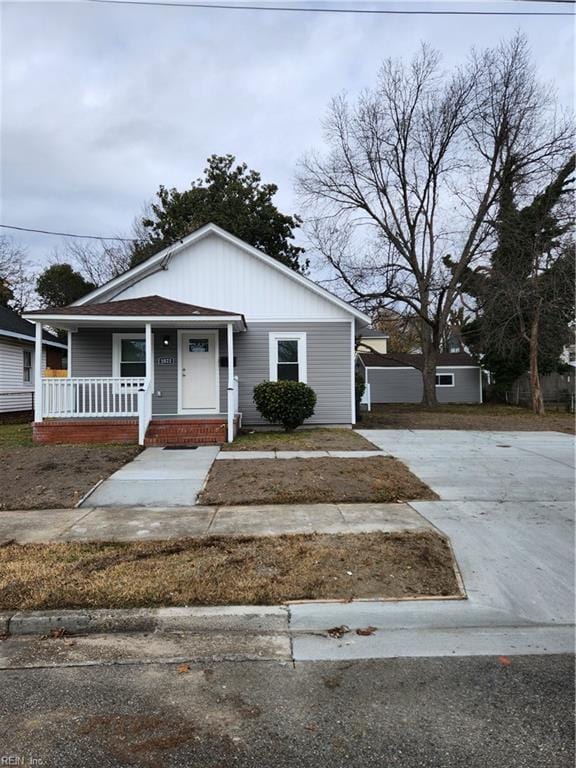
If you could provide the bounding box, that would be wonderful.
[23,349,32,383]
[269,333,307,383]
[188,339,209,353]
[435,373,454,387]
[113,334,147,378]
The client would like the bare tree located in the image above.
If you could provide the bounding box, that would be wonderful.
[62,239,133,287]
[298,34,573,405]
[0,236,36,312]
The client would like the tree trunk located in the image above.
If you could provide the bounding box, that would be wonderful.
[529,305,545,415]
[420,332,439,406]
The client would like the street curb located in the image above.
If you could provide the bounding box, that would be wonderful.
[3,605,289,637]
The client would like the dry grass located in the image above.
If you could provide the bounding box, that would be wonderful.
[222,428,378,452]
[0,531,460,610]
[360,403,575,434]
[0,423,141,510]
[199,456,437,506]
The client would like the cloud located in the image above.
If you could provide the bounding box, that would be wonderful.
[1,1,572,266]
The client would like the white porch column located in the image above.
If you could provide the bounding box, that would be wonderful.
[227,322,234,442]
[67,330,73,377]
[145,323,153,387]
[34,321,43,422]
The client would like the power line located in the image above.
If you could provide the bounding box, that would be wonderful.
[0,223,135,242]
[84,0,574,15]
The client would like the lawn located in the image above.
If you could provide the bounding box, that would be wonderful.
[0,424,140,511]
[199,456,437,506]
[0,530,460,610]
[359,403,575,434]
[222,428,378,452]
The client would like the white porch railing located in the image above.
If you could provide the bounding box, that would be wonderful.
[137,379,153,446]
[42,377,145,418]
[360,382,371,411]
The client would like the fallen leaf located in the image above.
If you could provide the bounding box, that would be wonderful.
[499,656,512,666]
[177,663,191,674]
[326,625,350,639]
[356,626,377,636]
[41,627,66,640]
[304,723,319,732]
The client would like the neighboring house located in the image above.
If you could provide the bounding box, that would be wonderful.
[357,351,482,405]
[24,223,371,445]
[0,305,67,415]
[357,328,389,355]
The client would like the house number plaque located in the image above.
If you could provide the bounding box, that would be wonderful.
[157,356,175,365]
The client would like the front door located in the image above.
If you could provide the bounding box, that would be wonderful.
[179,331,219,412]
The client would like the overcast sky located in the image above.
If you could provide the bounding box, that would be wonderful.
[1,0,573,271]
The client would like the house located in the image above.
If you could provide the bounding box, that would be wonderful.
[357,350,482,406]
[24,223,371,445]
[357,328,389,355]
[0,304,67,416]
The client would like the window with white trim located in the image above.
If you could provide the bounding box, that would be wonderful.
[112,334,147,378]
[23,349,32,383]
[269,333,307,383]
[435,373,454,387]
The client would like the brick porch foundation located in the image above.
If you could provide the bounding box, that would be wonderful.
[33,417,238,446]
[33,419,138,445]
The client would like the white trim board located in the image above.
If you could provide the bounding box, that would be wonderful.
[268,332,307,383]
[68,223,371,324]
[23,313,245,327]
[365,365,480,371]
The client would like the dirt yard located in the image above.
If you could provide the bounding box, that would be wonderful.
[0,424,140,510]
[0,530,460,610]
[199,456,437,506]
[222,428,378,451]
[360,403,575,434]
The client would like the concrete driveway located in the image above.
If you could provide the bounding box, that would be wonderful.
[291,430,575,660]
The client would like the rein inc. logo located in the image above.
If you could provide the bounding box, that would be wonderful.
[0,758,43,766]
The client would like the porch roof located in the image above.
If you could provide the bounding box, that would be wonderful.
[23,295,247,331]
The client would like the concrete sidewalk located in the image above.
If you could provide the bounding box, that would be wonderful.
[0,502,433,543]
[80,446,220,507]
[217,450,385,459]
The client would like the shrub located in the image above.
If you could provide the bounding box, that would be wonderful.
[253,380,317,431]
[355,372,366,422]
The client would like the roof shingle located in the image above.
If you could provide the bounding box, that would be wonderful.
[26,295,244,319]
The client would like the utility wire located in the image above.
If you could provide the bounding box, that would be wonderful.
[0,223,136,242]
[84,0,574,15]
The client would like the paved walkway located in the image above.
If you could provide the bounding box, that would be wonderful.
[218,450,384,459]
[0,502,433,543]
[80,446,220,507]
[291,430,575,660]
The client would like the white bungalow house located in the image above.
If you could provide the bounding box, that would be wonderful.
[0,304,67,416]
[24,223,370,445]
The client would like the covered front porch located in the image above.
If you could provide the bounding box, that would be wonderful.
[24,296,246,446]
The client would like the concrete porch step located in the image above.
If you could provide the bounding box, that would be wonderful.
[144,418,230,446]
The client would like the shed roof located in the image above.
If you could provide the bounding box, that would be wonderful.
[358,351,478,368]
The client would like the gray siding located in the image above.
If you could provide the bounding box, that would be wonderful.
[366,366,481,404]
[71,322,353,422]
[71,327,113,377]
[236,322,352,425]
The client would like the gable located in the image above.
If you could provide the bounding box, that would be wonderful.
[108,232,355,321]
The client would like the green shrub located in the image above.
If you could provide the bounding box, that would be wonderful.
[253,380,317,431]
[355,372,366,422]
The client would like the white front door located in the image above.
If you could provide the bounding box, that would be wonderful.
[179,331,219,412]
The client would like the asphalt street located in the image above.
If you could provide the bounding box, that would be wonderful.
[0,654,573,767]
